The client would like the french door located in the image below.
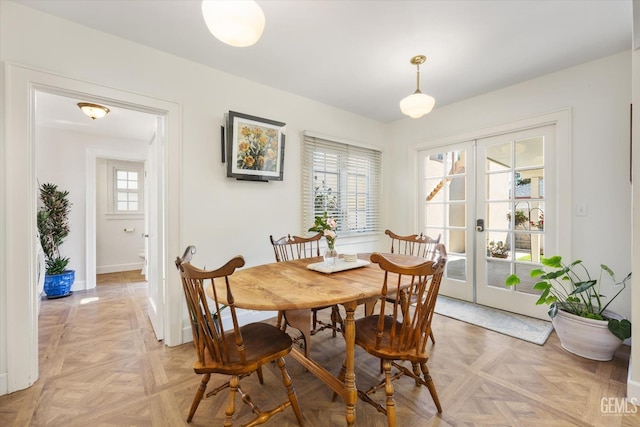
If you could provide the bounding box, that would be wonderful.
[418,125,556,319]
[418,142,474,301]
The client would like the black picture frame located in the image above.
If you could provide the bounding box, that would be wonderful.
[226,111,286,181]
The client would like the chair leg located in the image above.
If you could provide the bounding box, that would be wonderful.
[330,305,343,337]
[429,330,435,344]
[312,308,319,330]
[187,373,211,422]
[420,362,442,413]
[225,375,239,426]
[382,359,396,427]
[276,310,285,331]
[332,359,347,402]
[277,357,304,426]
[411,362,422,386]
[256,365,264,384]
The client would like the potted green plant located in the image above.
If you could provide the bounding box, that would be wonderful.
[37,182,75,298]
[487,240,509,258]
[505,256,631,361]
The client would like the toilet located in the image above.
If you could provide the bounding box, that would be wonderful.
[139,250,146,276]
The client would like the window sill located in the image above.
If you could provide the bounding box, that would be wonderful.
[105,212,144,220]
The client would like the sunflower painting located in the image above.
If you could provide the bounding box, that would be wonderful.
[227,111,285,181]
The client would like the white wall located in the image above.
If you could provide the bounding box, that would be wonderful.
[387,51,633,320]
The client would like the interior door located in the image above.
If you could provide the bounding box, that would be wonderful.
[145,117,165,340]
[475,125,555,319]
[418,142,474,301]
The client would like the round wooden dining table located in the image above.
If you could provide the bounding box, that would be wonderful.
[205,252,426,426]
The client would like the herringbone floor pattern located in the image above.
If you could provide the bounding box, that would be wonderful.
[0,270,637,426]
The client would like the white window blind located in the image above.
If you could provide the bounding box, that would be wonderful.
[302,133,382,236]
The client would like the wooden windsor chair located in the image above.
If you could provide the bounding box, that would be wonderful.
[175,246,303,427]
[269,232,343,357]
[385,229,441,344]
[341,245,447,426]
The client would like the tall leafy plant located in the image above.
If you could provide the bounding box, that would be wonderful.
[37,183,71,275]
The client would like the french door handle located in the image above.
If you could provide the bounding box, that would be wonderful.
[476,219,485,232]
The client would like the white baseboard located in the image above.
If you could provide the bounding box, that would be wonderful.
[628,357,640,402]
[181,309,277,344]
[0,372,7,396]
[71,280,86,292]
[96,263,144,275]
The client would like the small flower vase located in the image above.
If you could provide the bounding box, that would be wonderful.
[324,248,338,265]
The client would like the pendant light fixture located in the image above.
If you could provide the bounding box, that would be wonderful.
[399,55,435,119]
[201,0,265,47]
[77,102,110,120]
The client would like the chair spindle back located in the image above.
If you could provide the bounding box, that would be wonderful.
[270,232,322,262]
[385,229,441,260]
[175,247,246,366]
[370,244,447,355]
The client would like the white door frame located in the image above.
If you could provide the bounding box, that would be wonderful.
[3,63,182,393]
[408,109,572,305]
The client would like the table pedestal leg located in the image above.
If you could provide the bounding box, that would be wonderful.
[342,301,357,426]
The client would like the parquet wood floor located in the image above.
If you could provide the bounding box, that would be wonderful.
[0,270,637,426]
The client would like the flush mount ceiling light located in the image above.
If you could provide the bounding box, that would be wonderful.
[201,0,265,47]
[77,102,110,120]
[399,55,436,119]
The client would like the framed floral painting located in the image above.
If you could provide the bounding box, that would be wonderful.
[226,111,286,181]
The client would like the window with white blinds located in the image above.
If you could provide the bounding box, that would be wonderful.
[302,133,382,236]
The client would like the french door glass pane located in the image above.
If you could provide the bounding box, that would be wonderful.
[447,204,466,227]
[486,202,510,229]
[486,143,511,170]
[487,172,510,200]
[515,137,543,168]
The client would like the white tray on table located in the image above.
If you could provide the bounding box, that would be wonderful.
[306,258,370,274]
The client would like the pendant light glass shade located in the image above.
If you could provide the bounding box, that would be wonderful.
[399,92,436,119]
[201,0,265,47]
[399,55,435,119]
[77,102,110,120]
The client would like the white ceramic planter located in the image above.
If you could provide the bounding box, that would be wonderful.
[551,309,624,361]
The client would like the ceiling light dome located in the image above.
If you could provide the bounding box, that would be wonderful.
[399,92,436,119]
[201,0,265,47]
[77,102,110,120]
[399,55,435,119]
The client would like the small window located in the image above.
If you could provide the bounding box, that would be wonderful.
[107,160,144,215]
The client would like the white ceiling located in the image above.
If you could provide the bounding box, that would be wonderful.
[36,91,158,141]
[18,0,634,139]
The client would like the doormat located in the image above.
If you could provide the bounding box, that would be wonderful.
[434,295,553,345]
